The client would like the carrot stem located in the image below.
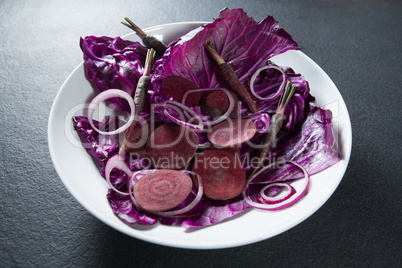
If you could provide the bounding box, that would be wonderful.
[122,17,147,39]
[204,41,259,114]
[143,48,156,76]
[204,41,226,65]
[276,80,295,115]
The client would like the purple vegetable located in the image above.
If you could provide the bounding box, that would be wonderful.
[80,36,148,112]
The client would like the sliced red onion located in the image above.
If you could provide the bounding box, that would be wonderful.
[105,154,133,196]
[257,183,296,204]
[242,160,310,211]
[240,112,271,134]
[249,65,287,101]
[158,100,204,130]
[182,88,236,126]
[88,89,135,135]
[128,170,203,217]
[254,113,271,134]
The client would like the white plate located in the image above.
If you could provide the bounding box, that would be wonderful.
[48,22,352,249]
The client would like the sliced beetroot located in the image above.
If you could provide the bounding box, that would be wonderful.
[161,76,201,105]
[192,149,246,200]
[207,118,257,147]
[146,122,199,169]
[133,169,193,212]
[200,90,239,118]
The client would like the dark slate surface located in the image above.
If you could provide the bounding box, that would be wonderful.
[0,0,401,267]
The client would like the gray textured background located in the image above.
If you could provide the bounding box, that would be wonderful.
[1,0,401,267]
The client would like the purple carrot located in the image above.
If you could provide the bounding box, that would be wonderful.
[204,41,259,114]
[248,80,296,180]
[119,48,156,155]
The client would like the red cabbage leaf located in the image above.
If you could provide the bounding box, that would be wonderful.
[80,36,148,112]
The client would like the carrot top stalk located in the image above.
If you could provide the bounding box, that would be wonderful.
[121,17,167,57]
[247,81,296,180]
[119,48,156,155]
[204,41,259,114]
[276,80,296,116]
[142,48,156,78]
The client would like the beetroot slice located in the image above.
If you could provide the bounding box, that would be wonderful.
[161,76,201,105]
[192,149,246,200]
[200,90,239,118]
[207,118,257,147]
[133,170,193,212]
[146,122,199,169]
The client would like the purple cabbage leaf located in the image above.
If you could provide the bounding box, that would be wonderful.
[80,36,148,112]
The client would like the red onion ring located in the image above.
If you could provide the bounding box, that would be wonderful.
[105,154,133,196]
[249,65,287,101]
[239,112,271,134]
[257,183,296,204]
[242,160,310,211]
[88,89,135,135]
[253,113,271,134]
[128,170,203,217]
[157,100,204,130]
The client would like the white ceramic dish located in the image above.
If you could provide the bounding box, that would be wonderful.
[48,22,352,249]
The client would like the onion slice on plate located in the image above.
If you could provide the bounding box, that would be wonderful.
[105,154,133,196]
[257,183,296,204]
[157,100,204,130]
[249,65,287,101]
[242,160,310,211]
[88,89,135,135]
